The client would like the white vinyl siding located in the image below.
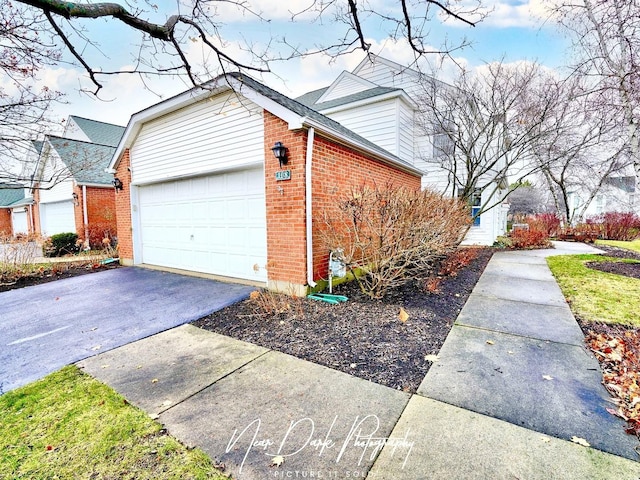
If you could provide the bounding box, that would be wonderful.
[325,99,400,158]
[40,200,75,235]
[130,91,264,185]
[398,101,414,163]
[137,168,267,282]
[39,178,73,204]
[354,60,423,98]
[318,72,375,103]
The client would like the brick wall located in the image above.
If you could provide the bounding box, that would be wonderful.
[32,188,42,236]
[310,133,421,281]
[72,185,117,247]
[264,111,309,286]
[0,209,11,236]
[86,186,116,246]
[114,150,133,262]
[263,111,421,289]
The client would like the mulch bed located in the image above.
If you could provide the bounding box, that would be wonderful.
[193,248,494,393]
[585,244,640,280]
[0,263,120,293]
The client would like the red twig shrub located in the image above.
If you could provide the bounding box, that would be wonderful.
[510,227,551,249]
[588,212,640,241]
[322,184,471,299]
[528,213,561,237]
[438,248,479,277]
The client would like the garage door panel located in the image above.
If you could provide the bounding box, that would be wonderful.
[40,201,75,236]
[138,168,267,282]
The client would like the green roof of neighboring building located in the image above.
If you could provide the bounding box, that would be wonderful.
[69,116,125,147]
[0,185,26,207]
[47,136,116,185]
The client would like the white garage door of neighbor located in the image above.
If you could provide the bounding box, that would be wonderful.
[138,168,267,282]
[12,209,28,234]
[40,200,75,236]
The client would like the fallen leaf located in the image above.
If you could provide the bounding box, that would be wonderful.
[541,436,550,443]
[399,307,409,323]
[91,345,101,351]
[424,354,439,363]
[350,363,357,368]
[136,365,143,369]
[486,340,495,345]
[507,351,515,355]
[100,365,109,369]
[151,378,159,383]
[271,455,285,467]
[570,436,590,447]
[542,375,553,381]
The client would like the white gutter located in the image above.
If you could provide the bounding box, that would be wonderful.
[306,127,316,288]
[82,185,89,242]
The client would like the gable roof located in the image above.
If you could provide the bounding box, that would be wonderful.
[295,87,329,107]
[47,136,116,186]
[110,72,422,176]
[310,86,409,111]
[316,71,377,104]
[0,185,26,207]
[68,116,125,148]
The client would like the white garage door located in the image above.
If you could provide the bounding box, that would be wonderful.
[138,168,267,282]
[11,209,28,235]
[40,200,75,236]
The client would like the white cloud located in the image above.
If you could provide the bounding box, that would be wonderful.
[480,0,553,28]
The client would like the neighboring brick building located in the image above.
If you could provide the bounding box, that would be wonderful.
[109,73,422,294]
[32,117,124,246]
[0,185,33,237]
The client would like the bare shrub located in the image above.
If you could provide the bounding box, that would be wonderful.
[248,289,305,318]
[321,184,471,299]
[510,227,551,249]
[588,212,640,241]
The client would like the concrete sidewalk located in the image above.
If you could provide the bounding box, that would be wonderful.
[77,242,640,479]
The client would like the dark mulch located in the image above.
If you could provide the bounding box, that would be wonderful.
[585,244,640,280]
[0,263,120,293]
[193,248,494,393]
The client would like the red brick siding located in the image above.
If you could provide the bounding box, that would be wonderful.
[73,185,117,247]
[114,150,133,261]
[32,188,42,236]
[263,111,421,286]
[0,209,11,236]
[310,134,421,281]
[264,111,308,285]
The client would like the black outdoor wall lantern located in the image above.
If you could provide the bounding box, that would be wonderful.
[271,141,288,168]
[112,178,124,191]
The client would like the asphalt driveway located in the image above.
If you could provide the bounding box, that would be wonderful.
[0,267,255,394]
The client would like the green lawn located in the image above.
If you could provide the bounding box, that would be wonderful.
[596,238,640,254]
[0,366,227,479]
[547,254,640,326]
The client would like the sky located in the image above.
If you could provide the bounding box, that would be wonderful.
[33,0,571,132]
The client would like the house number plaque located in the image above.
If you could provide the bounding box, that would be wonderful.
[275,170,291,181]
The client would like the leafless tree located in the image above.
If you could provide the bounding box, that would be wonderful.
[2,0,486,186]
[549,0,640,209]
[529,76,630,224]
[416,61,563,220]
[0,0,62,184]
[14,0,486,94]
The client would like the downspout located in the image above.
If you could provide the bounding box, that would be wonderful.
[82,185,89,245]
[306,127,316,288]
